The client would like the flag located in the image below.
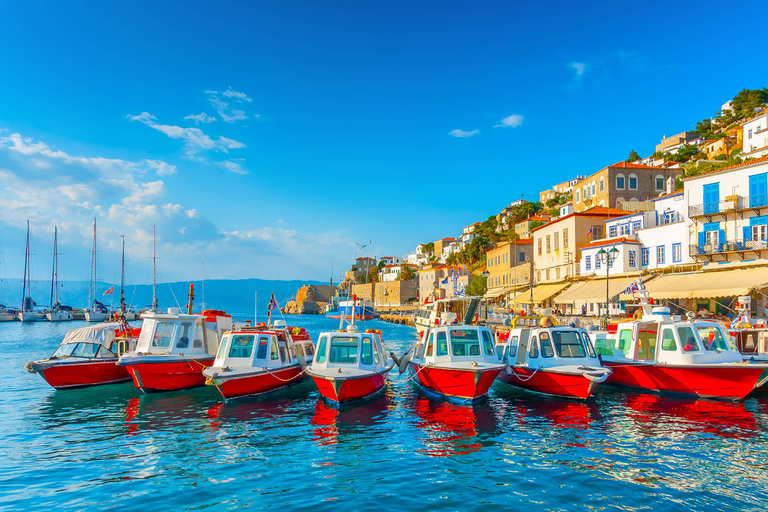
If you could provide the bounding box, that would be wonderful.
[103,286,114,295]
[587,227,593,236]
[440,276,449,285]
[268,297,278,311]
[624,282,638,295]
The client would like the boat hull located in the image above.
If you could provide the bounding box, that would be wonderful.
[46,311,73,322]
[84,311,109,323]
[0,312,16,322]
[212,366,306,399]
[408,363,502,400]
[310,371,388,403]
[604,361,767,400]
[496,367,602,400]
[29,359,131,389]
[18,311,45,322]
[124,357,215,392]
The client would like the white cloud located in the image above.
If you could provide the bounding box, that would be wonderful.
[494,114,524,128]
[204,89,256,123]
[144,159,177,176]
[221,88,252,103]
[571,62,586,76]
[216,159,248,175]
[127,112,246,155]
[184,112,217,125]
[448,129,480,138]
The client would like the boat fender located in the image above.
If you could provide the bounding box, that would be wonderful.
[505,360,512,377]
[296,353,308,371]
[390,352,403,367]
[582,370,609,384]
[24,361,36,373]
[399,351,412,374]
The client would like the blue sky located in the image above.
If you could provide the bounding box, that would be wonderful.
[1,0,767,287]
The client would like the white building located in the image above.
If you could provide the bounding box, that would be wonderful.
[379,256,402,266]
[741,112,768,160]
[380,264,412,282]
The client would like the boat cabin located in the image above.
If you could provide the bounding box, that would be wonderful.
[213,322,315,370]
[133,309,232,356]
[50,323,133,360]
[498,322,601,369]
[411,325,498,366]
[312,328,389,372]
[597,307,743,365]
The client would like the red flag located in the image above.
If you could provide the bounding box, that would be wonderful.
[103,286,114,295]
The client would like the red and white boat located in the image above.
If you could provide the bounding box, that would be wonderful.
[724,295,768,363]
[494,312,611,400]
[202,320,315,399]
[404,324,504,401]
[118,305,232,392]
[598,283,768,400]
[25,322,138,389]
[307,326,394,403]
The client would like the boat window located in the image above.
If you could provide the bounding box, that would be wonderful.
[617,329,632,356]
[229,335,255,358]
[637,324,657,361]
[372,339,381,365]
[330,336,359,364]
[152,322,175,349]
[450,329,481,356]
[482,330,495,356]
[361,336,374,365]
[529,336,539,358]
[677,326,700,352]
[661,329,676,351]
[289,344,297,358]
[580,332,597,358]
[217,335,231,360]
[697,325,729,351]
[278,341,289,363]
[270,337,280,360]
[415,342,425,359]
[97,345,115,358]
[175,322,192,349]
[52,343,78,358]
[539,332,555,358]
[316,335,328,363]
[508,336,518,358]
[71,343,100,358]
[436,331,448,356]
[552,331,585,357]
[742,332,757,351]
[305,343,315,357]
[426,334,434,357]
[193,323,205,349]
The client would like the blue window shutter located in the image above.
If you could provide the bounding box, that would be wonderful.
[744,226,752,241]
[719,229,726,244]
[698,232,706,247]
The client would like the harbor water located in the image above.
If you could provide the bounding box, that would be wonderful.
[2,314,768,510]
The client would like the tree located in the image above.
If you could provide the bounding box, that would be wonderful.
[398,266,416,281]
[421,242,434,254]
[366,266,379,283]
[626,150,640,162]
[677,144,699,160]
[731,88,768,120]
[465,275,487,297]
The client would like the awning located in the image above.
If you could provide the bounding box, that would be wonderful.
[510,283,570,304]
[556,276,651,304]
[483,287,507,299]
[645,266,768,299]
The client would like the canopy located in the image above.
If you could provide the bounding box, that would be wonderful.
[510,283,570,304]
[556,276,651,304]
[61,322,121,347]
[483,287,507,299]
[644,267,768,299]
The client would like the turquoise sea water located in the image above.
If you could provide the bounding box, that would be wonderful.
[2,314,768,511]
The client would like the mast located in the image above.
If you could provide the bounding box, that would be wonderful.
[21,220,29,309]
[201,262,205,310]
[152,225,158,312]
[50,226,58,308]
[120,235,126,313]
[90,218,97,308]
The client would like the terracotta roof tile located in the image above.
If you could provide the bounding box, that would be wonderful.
[581,237,642,249]
[531,206,627,232]
[682,156,768,180]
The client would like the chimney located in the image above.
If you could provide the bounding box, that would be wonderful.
[666,177,674,194]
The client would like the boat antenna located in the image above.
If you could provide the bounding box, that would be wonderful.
[120,235,126,313]
[152,225,158,313]
[50,226,58,309]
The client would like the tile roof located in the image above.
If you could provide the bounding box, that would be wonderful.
[607,161,659,170]
[651,190,684,201]
[530,206,627,232]
[580,237,642,250]
[682,155,768,180]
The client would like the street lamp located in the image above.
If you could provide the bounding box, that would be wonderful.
[597,247,620,328]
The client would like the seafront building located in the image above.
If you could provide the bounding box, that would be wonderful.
[741,111,768,160]
[484,240,533,299]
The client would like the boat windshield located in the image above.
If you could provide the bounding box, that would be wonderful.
[152,322,175,349]
[677,325,701,352]
[316,335,328,363]
[52,344,77,358]
[53,343,103,359]
[330,336,358,364]
[229,334,256,358]
[551,330,586,358]
[216,335,231,360]
[580,332,597,358]
[361,336,373,365]
[450,329,481,357]
[696,325,733,352]
[481,330,495,356]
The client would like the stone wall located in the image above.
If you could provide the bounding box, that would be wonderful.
[373,280,418,306]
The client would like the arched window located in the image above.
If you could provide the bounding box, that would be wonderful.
[592,182,596,196]
[575,190,580,203]
[616,174,625,189]
[628,173,638,190]
[616,197,626,206]
[599,177,604,192]
[630,197,639,202]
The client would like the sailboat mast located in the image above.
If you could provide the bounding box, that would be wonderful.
[89,218,96,308]
[152,225,158,312]
[120,235,126,313]
[50,226,58,308]
[21,220,29,309]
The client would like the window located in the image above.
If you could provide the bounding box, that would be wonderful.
[629,251,636,267]
[330,336,359,363]
[749,172,768,208]
[620,224,630,235]
[436,331,448,356]
[70,343,100,358]
[546,235,551,253]
[228,334,255,358]
[552,330,586,357]
[661,329,676,351]
[563,229,568,248]
[599,177,604,192]
[617,329,632,355]
[152,322,175,348]
[554,232,559,250]
[315,335,328,363]
[616,174,625,189]
[360,336,373,365]
[697,325,730,351]
[576,190,580,203]
[678,326,700,352]
[595,257,601,269]
[540,332,554,357]
[482,330,495,356]
[546,269,550,280]
[641,248,649,266]
[753,224,767,241]
[748,128,753,139]
[628,174,638,190]
[538,238,542,255]
[592,183,596,196]
[450,329,481,356]
[655,176,664,190]
[176,322,193,349]
[657,246,665,264]
[632,220,641,232]
[585,255,591,271]
[672,243,682,263]
[703,183,720,215]
[518,251,526,262]
[609,225,618,237]
[529,336,539,358]
[705,229,719,247]
[426,333,434,357]
[581,332,597,358]
[270,338,279,360]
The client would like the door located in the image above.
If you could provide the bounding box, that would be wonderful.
[516,329,530,365]
[705,229,719,251]
[703,183,719,214]
[749,173,767,207]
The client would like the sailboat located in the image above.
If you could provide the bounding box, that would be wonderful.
[84,219,109,323]
[46,226,73,321]
[140,225,159,319]
[117,236,137,321]
[18,220,45,322]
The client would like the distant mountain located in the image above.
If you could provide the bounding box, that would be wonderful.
[0,278,327,316]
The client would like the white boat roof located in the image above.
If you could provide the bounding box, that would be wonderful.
[61,322,122,347]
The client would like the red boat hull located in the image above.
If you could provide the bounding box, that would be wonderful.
[409,363,501,400]
[604,361,766,400]
[310,372,388,403]
[37,360,131,389]
[126,357,214,392]
[217,366,306,399]
[497,368,600,400]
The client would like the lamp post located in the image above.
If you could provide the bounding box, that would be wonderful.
[481,270,490,320]
[597,247,620,329]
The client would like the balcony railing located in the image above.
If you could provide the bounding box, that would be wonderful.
[689,194,768,217]
[690,239,768,256]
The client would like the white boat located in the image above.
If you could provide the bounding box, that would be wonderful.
[84,218,111,323]
[18,220,44,322]
[0,306,16,322]
[46,309,73,322]
[413,296,481,335]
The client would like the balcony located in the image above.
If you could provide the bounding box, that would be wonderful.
[688,194,768,220]
[689,239,768,261]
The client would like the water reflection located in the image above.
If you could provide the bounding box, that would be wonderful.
[408,397,498,457]
[36,383,137,429]
[311,392,392,446]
